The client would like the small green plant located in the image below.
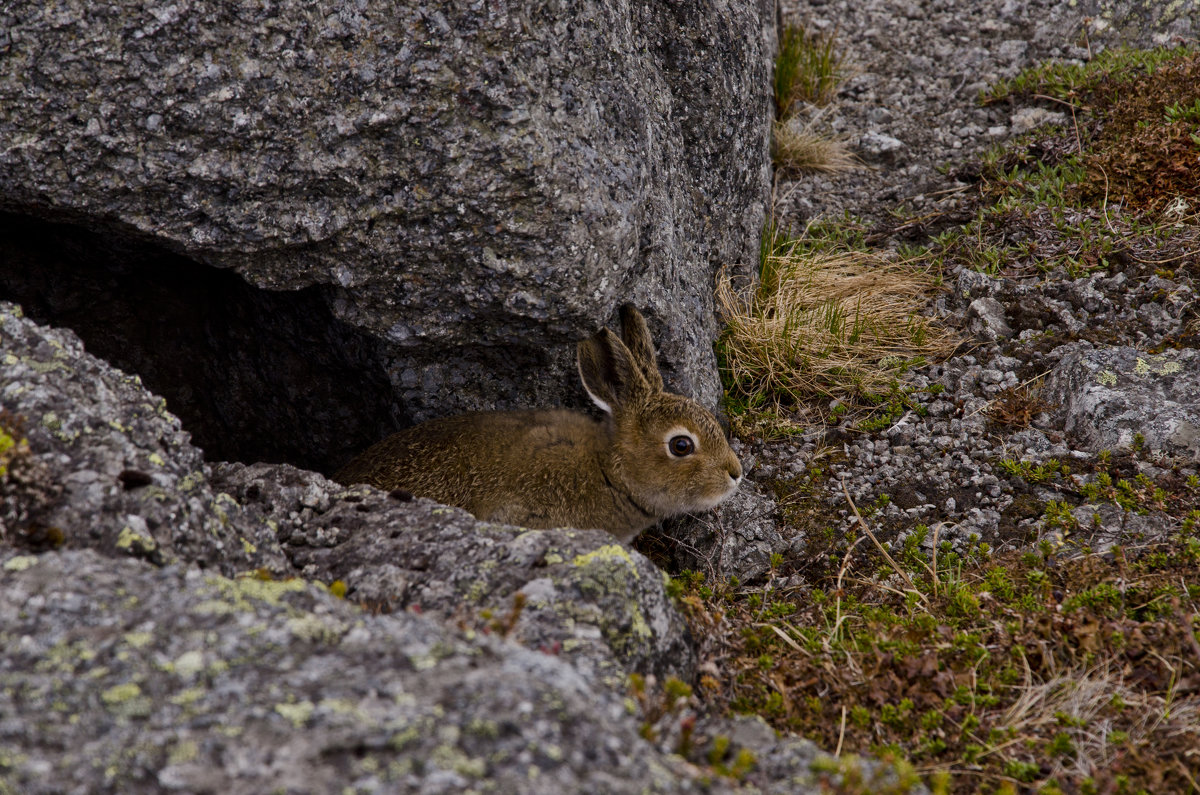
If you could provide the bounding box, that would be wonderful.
[1163,97,1200,123]
[775,24,846,118]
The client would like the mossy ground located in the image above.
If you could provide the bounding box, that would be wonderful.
[673,45,1200,793]
[668,448,1200,793]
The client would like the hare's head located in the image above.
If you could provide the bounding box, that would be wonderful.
[578,305,742,521]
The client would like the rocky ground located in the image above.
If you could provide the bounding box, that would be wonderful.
[694,0,1200,575]
[2,1,1199,792]
[626,2,1200,789]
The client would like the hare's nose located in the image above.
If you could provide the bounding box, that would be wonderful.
[727,455,743,483]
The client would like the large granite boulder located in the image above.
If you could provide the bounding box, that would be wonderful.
[211,460,697,689]
[0,303,288,576]
[0,0,774,472]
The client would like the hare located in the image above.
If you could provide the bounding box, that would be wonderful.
[334,305,743,543]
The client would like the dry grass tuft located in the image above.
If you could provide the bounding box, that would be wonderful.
[984,381,1053,428]
[998,667,1200,789]
[772,121,858,174]
[716,247,956,414]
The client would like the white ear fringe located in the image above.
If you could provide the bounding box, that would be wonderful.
[585,389,613,415]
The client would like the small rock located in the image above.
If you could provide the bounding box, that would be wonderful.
[858,131,905,163]
[1010,106,1068,134]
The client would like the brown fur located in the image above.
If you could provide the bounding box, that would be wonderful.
[334,306,742,543]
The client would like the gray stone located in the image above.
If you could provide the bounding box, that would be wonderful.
[1009,106,1067,134]
[0,0,775,425]
[0,303,288,576]
[967,297,1014,341]
[858,131,905,163]
[0,301,699,689]
[955,269,1002,301]
[1046,343,1200,461]
[210,461,696,689]
[0,303,923,793]
[1065,502,1179,554]
[0,549,700,795]
[647,480,786,584]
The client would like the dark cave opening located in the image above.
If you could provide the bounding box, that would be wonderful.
[0,211,404,475]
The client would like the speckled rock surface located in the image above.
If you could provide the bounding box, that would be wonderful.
[211,461,697,689]
[0,303,287,576]
[1046,344,1200,460]
[0,547,920,794]
[777,0,1199,228]
[0,0,774,418]
[700,0,1200,584]
[0,549,702,795]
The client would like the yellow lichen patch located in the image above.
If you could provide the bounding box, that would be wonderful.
[571,544,639,579]
[167,739,200,766]
[171,651,206,678]
[629,606,652,641]
[274,700,315,728]
[3,555,39,572]
[318,698,369,722]
[1159,360,1183,375]
[1097,369,1119,386]
[390,726,421,751]
[0,426,31,479]
[170,687,207,707]
[1134,355,1183,377]
[100,682,142,705]
[286,614,345,644]
[116,526,157,554]
[203,574,308,608]
[430,744,487,778]
[122,632,154,649]
[36,640,93,675]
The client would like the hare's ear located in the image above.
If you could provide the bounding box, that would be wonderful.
[618,305,665,393]
[578,328,651,415]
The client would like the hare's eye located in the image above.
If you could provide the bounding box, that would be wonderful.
[668,435,695,457]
